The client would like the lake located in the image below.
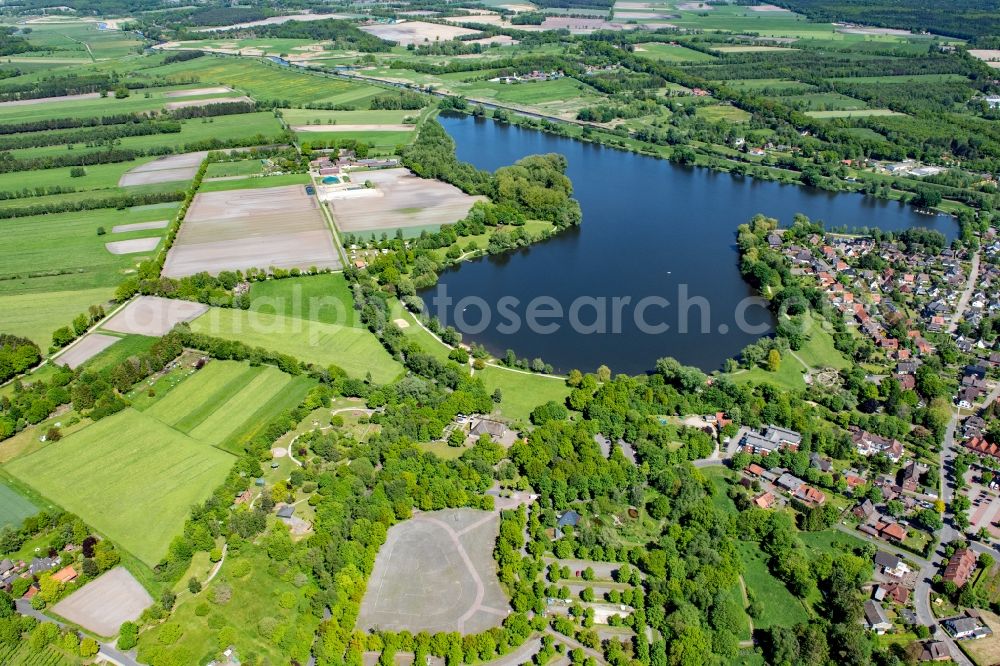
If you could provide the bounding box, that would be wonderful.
[420,114,956,374]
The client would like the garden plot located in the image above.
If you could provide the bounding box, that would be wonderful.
[102,296,208,336]
[112,220,169,233]
[55,333,121,369]
[105,237,160,255]
[52,567,153,637]
[360,21,480,46]
[164,95,252,110]
[162,184,340,277]
[118,151,207,186]
[357,508,510,635]
[327,168,484,232]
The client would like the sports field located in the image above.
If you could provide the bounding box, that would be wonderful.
[357,508,510,635]
[189,308,404,384]
[0,478,39,529]
[6,409,234,566]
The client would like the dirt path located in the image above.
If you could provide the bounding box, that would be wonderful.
[204,543,228,585]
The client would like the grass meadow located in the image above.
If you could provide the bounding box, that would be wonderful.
[477,366,570,423]
[736,541,810,629]
[0,287,116,348]
[136,545,321,665]
[143,360,314,454]
[189,308,404,383]
[6,408,234,567]
[0,478,39,529]
[635,42,716,62]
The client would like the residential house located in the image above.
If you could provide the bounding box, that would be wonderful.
[471,418,508,440]
[943,615,984,639]
[851,427,904,462]
[874,551,909,578]
[795,485,826,506]
[965,436,1000,460]
[810,453,832,473]
[776,473,805,493]
[556,510,580,538]
[876,521,907,543]
[50,566,77,584]
[943,548,978,587]
[854,499,876,521]
[900,461,921,492]
[28,557,58,576]
[917,641,950,661]
[864,600,893,634]
[745,463,767,478]
[873,583,909,605]
[753,492,776,509]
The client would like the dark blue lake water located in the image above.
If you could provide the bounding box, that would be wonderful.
[420,114,956,374]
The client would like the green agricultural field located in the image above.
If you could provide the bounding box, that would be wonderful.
[0,205,178,297]
[81,334,157,372]
[10,112,283,159]
[248,273,359,327]
[805,109,904,118]
[5,409,234,567]
[476,366,570,423]
[189,308,404,383]
[204,159,266,178]
[0,84,246,124]
[280,108,422,126]
[145,55,384,106]
[196,172,311,192]
[696,104,752,122]
[783,91,867,110]
[0,287,116,348]
[727,78,817,93]
[0,478,39,529]
[0,159,172,195]
[143,360,313,454]
[22,21,144,60]
[737,542,810,629]
[634,42,717,62]
[297,129,413,151]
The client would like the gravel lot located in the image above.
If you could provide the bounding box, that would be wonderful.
[357,508,510,635]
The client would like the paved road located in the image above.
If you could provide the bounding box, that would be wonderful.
[948,250,981,334]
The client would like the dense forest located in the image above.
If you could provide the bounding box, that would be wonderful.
[774,0,1000,39]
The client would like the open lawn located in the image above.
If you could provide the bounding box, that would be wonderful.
[737,541,810,629]
[696,104,751,122]
[0,478,39,529]
[476,366,569,423]
[189,308,403,383]
[5,408,234,567]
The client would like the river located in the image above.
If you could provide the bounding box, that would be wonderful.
[419,114,956,374]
